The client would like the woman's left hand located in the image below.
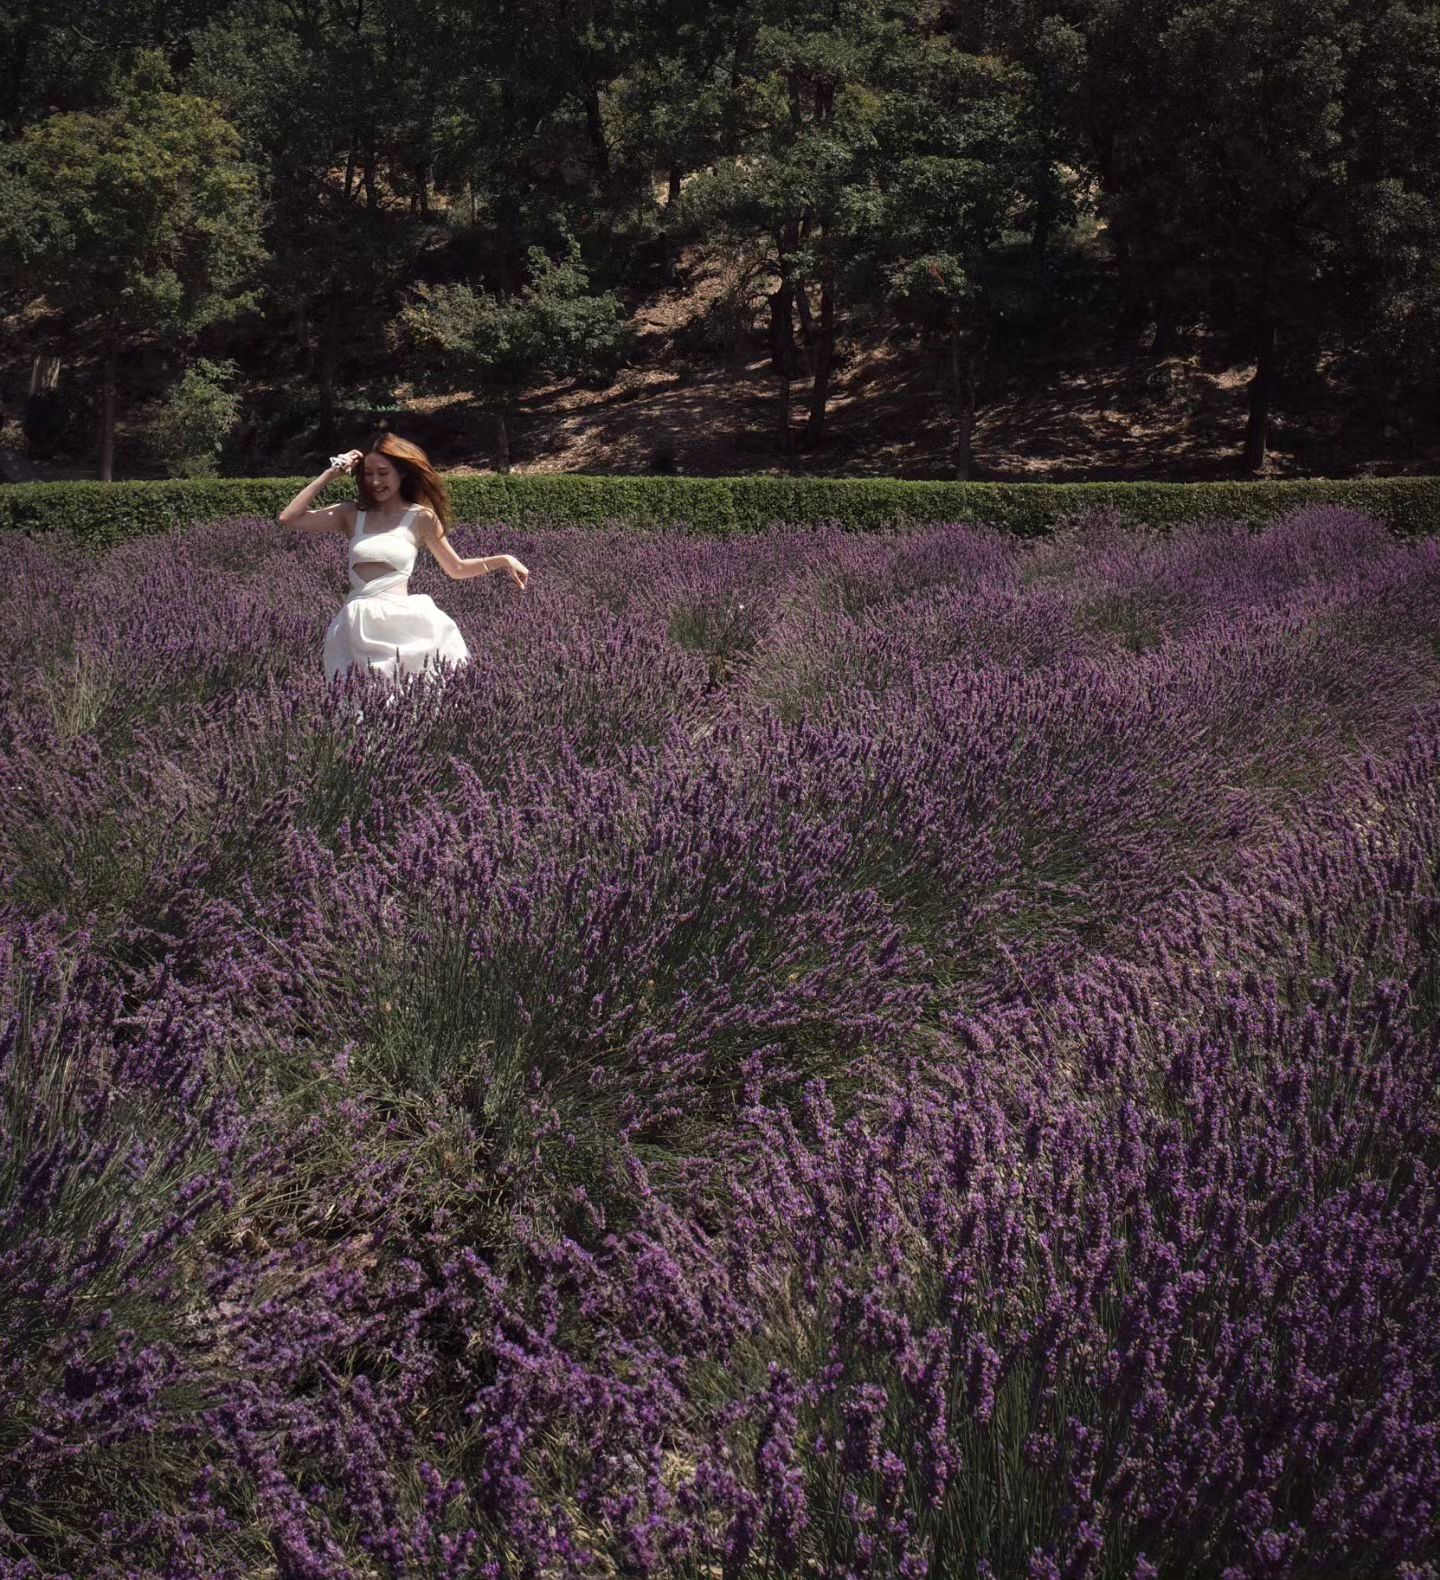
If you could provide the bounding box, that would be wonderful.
[494,554,529,590]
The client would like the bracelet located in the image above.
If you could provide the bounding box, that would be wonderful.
[328,454,351,473]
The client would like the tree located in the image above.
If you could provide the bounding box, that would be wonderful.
[1157,0,1352,471]
[144,358,244,478]
[396,237,633,471]
[979,4,1091,266]
[183,2,444,447]
[672,1,912,455]
[0,52,265,479]
[1067,0,1197,352]
[605,0,738,282]
[1323,0,1440,450]
[855,40,1032,478]
[0,0,220,138]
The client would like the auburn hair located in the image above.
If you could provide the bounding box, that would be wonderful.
[356,431,453,534]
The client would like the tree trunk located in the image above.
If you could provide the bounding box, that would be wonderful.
[663,161,682,284]
[361,132,378,208]
[585,86,609,175]
[1242,318,1276,472]
[1150,288,1181,358]
[954,391,975,481]
[792,289,816,379]
[769,218,803,453]
[776,371,793,456]
[495,241,515,297]
[496,409,511,473]
[768,221,801,370]
[951,332,975,481]
[317,339,337,448]
[98,347,117,482]
[769,281,796,372]
[1030,166,1058,261]
[793,275,815,361]
[29,354,60,396]
[801,256,835,449]
[1109,227,1150,348]
[769,275,797,455]
[1031,208,1052,263]
[728,309,748,377]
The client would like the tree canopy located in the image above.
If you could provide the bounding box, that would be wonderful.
[1,0,1437,478]
[1,52,263,477]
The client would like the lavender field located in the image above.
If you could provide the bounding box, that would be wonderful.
[4,505,1440,1580]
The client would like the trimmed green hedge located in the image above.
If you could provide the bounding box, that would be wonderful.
[2,472,1438,546]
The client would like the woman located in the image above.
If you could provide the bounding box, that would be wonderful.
[278,431,529,695]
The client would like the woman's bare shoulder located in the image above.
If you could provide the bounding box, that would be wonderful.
[413,504,444,538]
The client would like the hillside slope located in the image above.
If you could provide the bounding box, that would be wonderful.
[2,243,1435,484]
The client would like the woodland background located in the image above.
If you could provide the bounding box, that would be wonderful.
[1,0,1439,485]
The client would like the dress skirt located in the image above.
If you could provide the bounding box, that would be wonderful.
[323,568,471,689]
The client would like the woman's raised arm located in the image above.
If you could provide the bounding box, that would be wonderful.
[278,450,361,535]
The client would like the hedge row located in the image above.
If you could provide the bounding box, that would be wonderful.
[2,472,1438,545]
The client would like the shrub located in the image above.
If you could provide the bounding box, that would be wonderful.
[2,473,1439,548]
[143,358,244,479]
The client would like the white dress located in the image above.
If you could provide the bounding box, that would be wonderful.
[322,503,471,690]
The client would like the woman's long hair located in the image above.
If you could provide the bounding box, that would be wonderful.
[357,432,453,533]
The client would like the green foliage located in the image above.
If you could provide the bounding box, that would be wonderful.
[0,52,265,348]
[669,5,911,296]
[397,283,531,409]
[670,12,1041,459]
[143,359,244,479]
[3,474,1436,548]
[1158,0,1350,337]
[863,43,1033,451]
[397,236,633,410]
[606,12,736,190]
[525,240,637,379]
[1071,0,1440,457]
[2,0,1439,485]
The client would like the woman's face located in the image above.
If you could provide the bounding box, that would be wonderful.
[363,452,402,504]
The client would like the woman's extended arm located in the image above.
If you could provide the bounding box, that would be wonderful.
[459,553,529,588]
[277,451,360,535]
[418,512,529,588]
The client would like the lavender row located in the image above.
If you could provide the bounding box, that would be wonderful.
[355,705,1440,1580]
[6,684,1433,1576]
[7,511,1439,1040]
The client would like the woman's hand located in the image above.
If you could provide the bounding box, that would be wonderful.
[493,554,529,590]
[327,449,364,478]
